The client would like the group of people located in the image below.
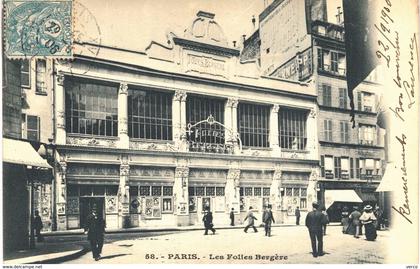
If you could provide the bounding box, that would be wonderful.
[204,205,276,237]
[341,205,378,241]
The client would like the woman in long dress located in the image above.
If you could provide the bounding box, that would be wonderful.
[341,207,350,234]
[360,205,377,241]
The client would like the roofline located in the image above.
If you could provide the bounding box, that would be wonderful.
[67,55,317,101]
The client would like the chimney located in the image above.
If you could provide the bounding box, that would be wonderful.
[252,15,256,29]
[233,41,237,47]
[242,34,246,44]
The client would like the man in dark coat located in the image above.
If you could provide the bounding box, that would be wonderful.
[262,204,275,236]
[295,207,301,225]
[305,202,328,257]
[85,209,106,261]
[244,206,258,233]
[33,210,44,242]
[349,206,362,238]
[230,208,235,226]
[202,208,216,235]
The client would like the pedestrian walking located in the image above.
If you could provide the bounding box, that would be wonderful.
[360,205,377,241]
[320,206,329,235]
[230,208,235,226]
[341,206,350,234]
[203,207,216,235]
[349,206,362,238]
[33,210,44,242]
[305,202,328,258]
[85,209,106,261]
[262,204,275,236]
[295,207,301,225]
[244,206,258,233]
[374,206,384,230]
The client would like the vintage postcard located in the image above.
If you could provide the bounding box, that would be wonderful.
[1,0,419,267]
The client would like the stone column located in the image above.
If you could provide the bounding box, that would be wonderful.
[306,108,318,159]
[270,105,280,156]
[172,90,188,152]
[55,160,67,230]
[270,167,282,223]
[117,83,129,149]
[54,72,66,145]
[118,155,130,228]
[174,166,189,226]
[225,168,240,220]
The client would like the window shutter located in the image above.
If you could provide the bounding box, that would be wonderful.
[357,92,362,110]
[350,158,354,178]
[356,158,360,178]
[320,155,325,177]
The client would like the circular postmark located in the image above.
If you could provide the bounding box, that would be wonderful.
[5,1,72,58]
[56,0,102,75]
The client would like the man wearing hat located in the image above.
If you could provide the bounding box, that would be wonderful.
[244,206,258,233]
[305,201,328,257]
[262,204,275,237]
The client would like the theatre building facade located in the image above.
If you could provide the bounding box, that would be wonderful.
[52,11,319,230]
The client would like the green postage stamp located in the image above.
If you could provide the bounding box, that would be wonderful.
[4,0,72,58]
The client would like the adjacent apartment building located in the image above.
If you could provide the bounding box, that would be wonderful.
[247,0,386,221]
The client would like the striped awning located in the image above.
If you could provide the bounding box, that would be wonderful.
[3,138,51,169]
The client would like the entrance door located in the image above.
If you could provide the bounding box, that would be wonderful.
[79,197,105,229]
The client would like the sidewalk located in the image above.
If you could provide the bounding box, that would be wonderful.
[42,222,342,236]
[2,223,343,264]
[3,242,88,264]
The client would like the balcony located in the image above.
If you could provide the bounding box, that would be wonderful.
[318,64,346,77]
[359,140,375,146]
[312,21,345,42]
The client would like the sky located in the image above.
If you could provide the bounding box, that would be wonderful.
[77,0,343,52]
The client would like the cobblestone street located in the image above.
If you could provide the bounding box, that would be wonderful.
[63,225,389,264]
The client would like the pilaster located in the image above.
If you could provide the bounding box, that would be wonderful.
[118,155,130,228]
[270,104,280,156]
[225,98,239,153]
[54,73,66,145]
[306,108,318,159]
[117,83,129,148]
[172,90,188,152]
[225,168,241,213]
[174,165,189,225]
[55,158,67,231]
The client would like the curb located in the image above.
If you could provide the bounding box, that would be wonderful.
[30,246,89,264]
[43,223,342,237]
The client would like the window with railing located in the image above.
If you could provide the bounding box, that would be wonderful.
[359,124,376,145]
[128,88,172,140]
[317,49,346,75]
[324,156,333,179]
[357,91,375,112]
[186,95,225,152]
[279,108,308,150]
[238,103,270,148]
[65,79,118,136]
